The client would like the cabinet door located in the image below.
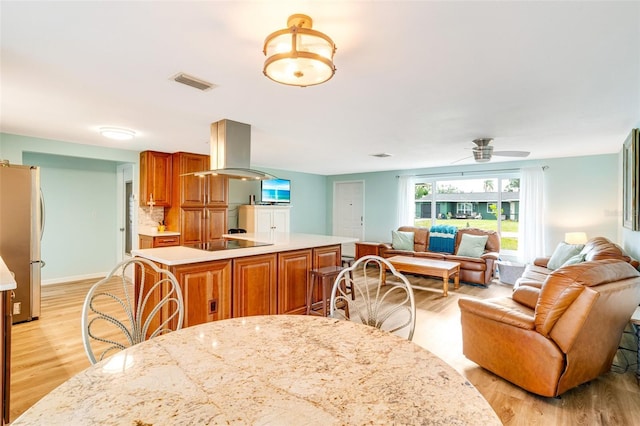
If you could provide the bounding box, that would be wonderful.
[205,175,228,206]
[272,208,290,232]
[204,208,227,243]
[176,152,207,207]
[233,254,277,317]
[180,207,204,245]
[171,261,232,327]
[139,235,154,249]
[277,249,312,315]
[255,209,274,233]
[140,151,172,207]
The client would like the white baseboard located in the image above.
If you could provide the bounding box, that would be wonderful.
[42,272,107,286]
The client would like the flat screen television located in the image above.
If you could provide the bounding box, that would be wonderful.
[261,178,291,204]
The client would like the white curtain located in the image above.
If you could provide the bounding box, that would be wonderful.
[518,166,545,263]
[396,176,416,228]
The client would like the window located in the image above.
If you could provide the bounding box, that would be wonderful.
[412,174,520,254]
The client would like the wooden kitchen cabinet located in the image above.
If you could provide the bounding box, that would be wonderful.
[277,249,312,315]
[165,152,228,245]
[169,260,232,327]
[232,254,277,317]
[138,234,180,248]
[140,150,172,207]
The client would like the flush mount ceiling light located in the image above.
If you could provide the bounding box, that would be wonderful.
[99,127,136,141]
[263,14,336,87]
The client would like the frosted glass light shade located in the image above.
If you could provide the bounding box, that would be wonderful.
[263,14,336,87]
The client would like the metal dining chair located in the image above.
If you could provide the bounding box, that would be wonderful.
[81,257,184,364]
[330,255,416,340]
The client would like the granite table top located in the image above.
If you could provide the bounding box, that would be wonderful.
[13,315,500,425]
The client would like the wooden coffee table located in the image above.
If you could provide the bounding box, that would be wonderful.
[386,256,460,296]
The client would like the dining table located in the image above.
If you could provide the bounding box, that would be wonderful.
[13,315,501,425]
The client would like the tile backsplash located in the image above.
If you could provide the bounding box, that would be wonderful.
[139,206,164,234]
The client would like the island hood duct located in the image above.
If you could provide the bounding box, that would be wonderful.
[193,119,277,180]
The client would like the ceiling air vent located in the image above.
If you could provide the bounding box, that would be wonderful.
[371,153,393,158]
[171,72,216,91]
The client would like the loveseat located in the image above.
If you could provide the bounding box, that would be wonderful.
[379,226,500,285]
[515,236,639,289]
[458,259,640,397]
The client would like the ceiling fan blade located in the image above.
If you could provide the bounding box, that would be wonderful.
[451,155,473,164]
[492,150,530,158]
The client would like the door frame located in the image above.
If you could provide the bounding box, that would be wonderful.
[116,163,136,264]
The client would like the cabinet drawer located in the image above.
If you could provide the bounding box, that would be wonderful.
[155,236,180,247]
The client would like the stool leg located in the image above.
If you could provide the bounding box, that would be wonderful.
[306,272,314,315]
[321,276,329,317]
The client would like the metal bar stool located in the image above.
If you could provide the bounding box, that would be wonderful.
[307,265,345,317]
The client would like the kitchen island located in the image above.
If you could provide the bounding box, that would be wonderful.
[132,233,358,326]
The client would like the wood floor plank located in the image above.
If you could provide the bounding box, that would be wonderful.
[9,275,640,424]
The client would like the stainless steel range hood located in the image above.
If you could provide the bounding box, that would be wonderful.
[194,119,277,180]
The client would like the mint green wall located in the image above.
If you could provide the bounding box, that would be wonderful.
[1,133,138,283]
[227,168,328,234]
[24,152,120,281]
[326,154,619,256]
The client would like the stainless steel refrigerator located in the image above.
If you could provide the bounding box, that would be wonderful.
[0,163,44,323]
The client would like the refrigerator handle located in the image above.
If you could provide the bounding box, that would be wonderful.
[40,188,45,240]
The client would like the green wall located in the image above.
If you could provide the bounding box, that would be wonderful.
[326,154,620,256]
[1,130,632,280]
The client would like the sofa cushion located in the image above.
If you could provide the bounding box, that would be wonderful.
[456,233,488,258]
[428,225,457,253]
[547,242,584,270]
[391,230,414,251]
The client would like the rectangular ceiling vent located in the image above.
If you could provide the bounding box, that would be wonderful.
[171,72,216,91]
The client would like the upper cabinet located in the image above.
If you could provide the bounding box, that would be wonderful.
[140,151,172,207]
[175,152,228,207]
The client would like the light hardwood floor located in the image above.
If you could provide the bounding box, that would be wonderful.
[10,276,640,424]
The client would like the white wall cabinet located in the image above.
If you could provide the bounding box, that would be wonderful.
[239,205,290,235]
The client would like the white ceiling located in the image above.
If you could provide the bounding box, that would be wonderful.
[1,1,639,175]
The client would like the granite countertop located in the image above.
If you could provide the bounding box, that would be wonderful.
[132,233,359,266]
[0,256,17,291]
[13,315,501,425]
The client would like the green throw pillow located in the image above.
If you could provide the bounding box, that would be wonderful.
[560,252,587,268]
[455,234,488,258]
[547,242,585,270]
[391,230,414,251]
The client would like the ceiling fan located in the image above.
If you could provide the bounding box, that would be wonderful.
[454,138,530,163]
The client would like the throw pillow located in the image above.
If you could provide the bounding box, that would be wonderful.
[547,242,585,270]
[455,234,489,258]
[391,230,414,251]
[560,252,587,268]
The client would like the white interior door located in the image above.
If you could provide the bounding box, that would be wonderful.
[333,181,364,257]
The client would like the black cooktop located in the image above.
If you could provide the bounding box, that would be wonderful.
[186,239,272,252]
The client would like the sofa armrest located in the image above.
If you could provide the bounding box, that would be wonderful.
[512,285,540,309]
[481,251,500,261]
[533,257,550,268]
[458,298,535,330]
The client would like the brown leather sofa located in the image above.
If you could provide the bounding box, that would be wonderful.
[459,259,640,397]
[378,226,500,285]
[516,236,639,289]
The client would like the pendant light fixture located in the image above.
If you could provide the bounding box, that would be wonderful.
[263,14,336,87]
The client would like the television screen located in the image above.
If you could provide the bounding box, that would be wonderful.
[261,179,291,204]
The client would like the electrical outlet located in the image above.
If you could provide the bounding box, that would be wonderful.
[13,302,21,315]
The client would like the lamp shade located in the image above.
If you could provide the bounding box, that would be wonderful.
[263,14,336,87]
[564,232,588,245]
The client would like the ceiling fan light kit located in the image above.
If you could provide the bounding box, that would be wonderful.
[263,14,336,87]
